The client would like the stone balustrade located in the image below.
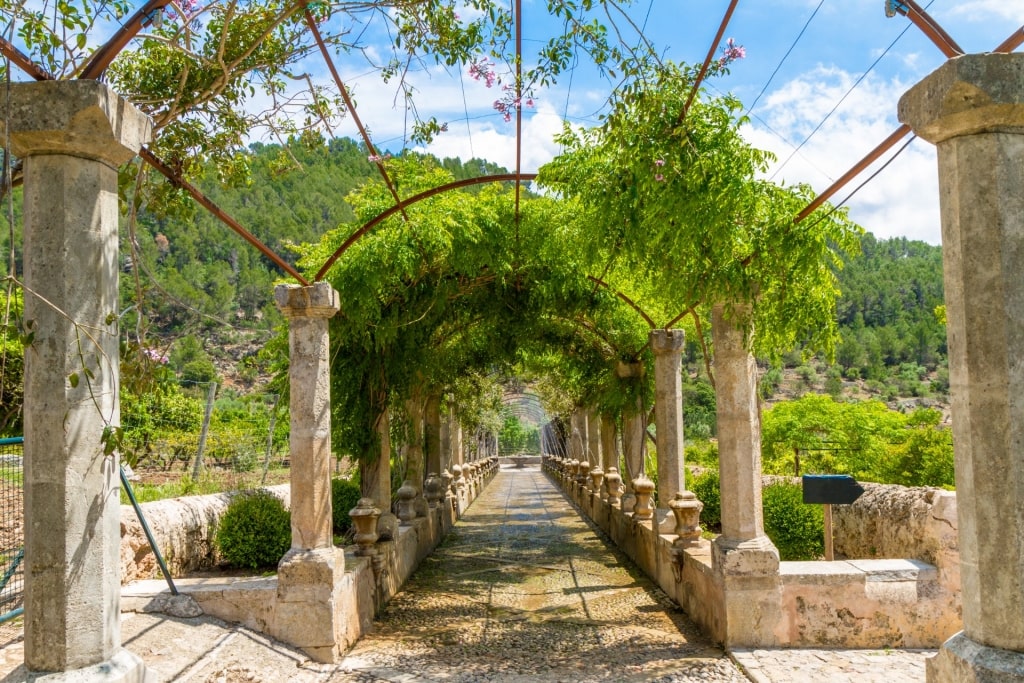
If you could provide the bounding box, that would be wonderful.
[543,454,961,649]
[121,457,500,658]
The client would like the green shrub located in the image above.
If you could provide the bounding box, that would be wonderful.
[690,469,721,531]
[331,478,362,535]
[215,490,291,569]
[762,482,824,561]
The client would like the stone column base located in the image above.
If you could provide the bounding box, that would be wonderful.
[928,632,1024,682]
[713,535,782,647]
[10,649,151,682]
[273,547,347,663]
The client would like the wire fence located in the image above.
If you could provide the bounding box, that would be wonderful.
[0,437,23,625]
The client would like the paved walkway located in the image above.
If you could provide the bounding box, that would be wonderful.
[0,466,934,682]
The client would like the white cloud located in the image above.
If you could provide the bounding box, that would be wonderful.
[417,100,565,173]
[943,1,1024,24]
[744,66,941,244]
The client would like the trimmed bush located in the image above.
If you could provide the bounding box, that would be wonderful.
[762,482,824,561]
[215,490,291,569]
[690,469,721,532]
[331,478,362,535]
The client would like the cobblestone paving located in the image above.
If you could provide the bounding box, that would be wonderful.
[335,467,747,682]
[730,647,931,683]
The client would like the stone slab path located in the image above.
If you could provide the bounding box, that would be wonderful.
[0,465,936,682]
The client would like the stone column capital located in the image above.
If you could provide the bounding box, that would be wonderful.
[275,282,340,319]
[899,53,1024,144]
[0,80,151,167]
[649,328,685,355]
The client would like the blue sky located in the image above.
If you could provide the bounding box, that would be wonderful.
[322,0,1024,245]
[8,1,1023,243]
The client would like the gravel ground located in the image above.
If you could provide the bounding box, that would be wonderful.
[334,467,748,683]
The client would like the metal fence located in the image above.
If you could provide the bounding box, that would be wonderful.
[0,437,23,624]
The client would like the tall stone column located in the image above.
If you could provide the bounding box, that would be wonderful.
[600,412,619,473]
[711,303,780,646]
[1,80,151,680]
[616,360,645,511]
[452,413,464,467]
[274,282,347,662]
[650,329,686,507]
[571,410,588,462]
[362,407,397,540]
[900,53,1024,682]
[276,283,339,551]
[405,394,427,517]
[587,408,602,468]
[425,392,442,476]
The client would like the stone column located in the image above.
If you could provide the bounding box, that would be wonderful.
[1,80,151,680]
[276,283,339,551]
[425,392,442,476]
[650,329,686,508]
[571,410,588,462]
[405,394,428,517]
[362,408,397,540]
[452,413,464,467]
[900,53,1024,682]
[600,412,619,474]
[587,408,602,469]
[616,361,645,511]
[274,282,347,662]
[710,303,780,646]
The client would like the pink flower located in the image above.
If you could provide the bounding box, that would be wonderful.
[655,159,665,167]
[526,98,534,107]
[367,154,382,162]
[655,173,664,182]
[718,38,746,67]
[469,58,497,88]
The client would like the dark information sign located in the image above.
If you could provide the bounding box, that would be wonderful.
[802,474,865,505]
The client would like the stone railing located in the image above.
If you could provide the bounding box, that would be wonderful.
[542,454,961,649]
[122,458,501,657]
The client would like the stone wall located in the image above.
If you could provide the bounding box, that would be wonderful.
[122,459,500,660]
[120,484,290,583]
[547,456,962,648]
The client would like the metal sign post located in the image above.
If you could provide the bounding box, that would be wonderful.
[802,474,865,561]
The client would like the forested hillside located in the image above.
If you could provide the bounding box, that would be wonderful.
[1,137,946,398]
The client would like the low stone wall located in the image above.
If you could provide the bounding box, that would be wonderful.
[547,456,961,649]
[121,458,500,661]
[120,484,290,583]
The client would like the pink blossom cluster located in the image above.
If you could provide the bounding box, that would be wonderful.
[468,57,497,88]
[144,348,169,364]
[367,153,392,163]
[654,158,665,182]
[718,38,746,67]
[493,85,534,123]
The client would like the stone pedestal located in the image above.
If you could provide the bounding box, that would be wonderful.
[1,80,151,680]
[899,53,1024,682]
[650,329,686,507]
[276,283,339,551]
[273,547,348,662]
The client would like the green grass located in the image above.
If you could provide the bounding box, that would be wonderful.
[120,474,227,504]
